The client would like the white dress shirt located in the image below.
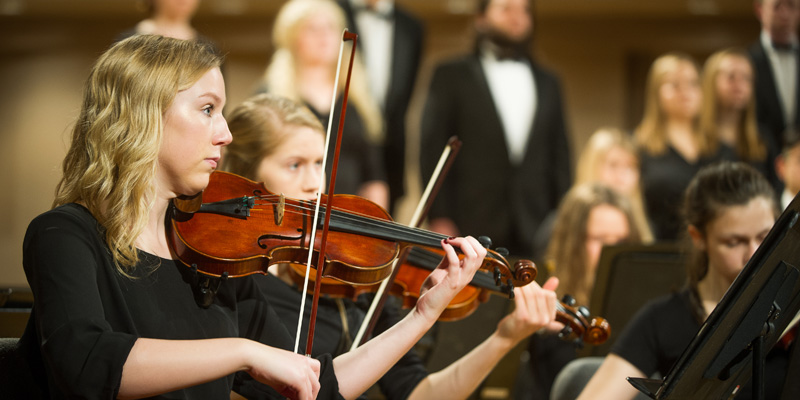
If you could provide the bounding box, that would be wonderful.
[480,48,536,165]
[351,0,394,110]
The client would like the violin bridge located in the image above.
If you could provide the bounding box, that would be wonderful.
[274,193,285,226]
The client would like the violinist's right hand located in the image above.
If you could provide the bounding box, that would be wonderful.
[243,341,321,400]
[415,236,486,322]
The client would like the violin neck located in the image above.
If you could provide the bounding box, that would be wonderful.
[406,247,509,295]
[326,208,446,248]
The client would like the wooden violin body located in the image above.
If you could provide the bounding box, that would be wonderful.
[168,171,399,284]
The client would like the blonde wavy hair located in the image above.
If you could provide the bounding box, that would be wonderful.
[223,93,324,180]
[53,34,223,274]
[635,52,713,156]
[698,48,765,161]
[264,0,383,144]
[576,128,654,243]
[546,183,641,306]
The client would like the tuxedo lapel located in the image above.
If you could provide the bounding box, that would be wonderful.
[754,42,788,124]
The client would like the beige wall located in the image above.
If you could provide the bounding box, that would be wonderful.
[0,5,759,288]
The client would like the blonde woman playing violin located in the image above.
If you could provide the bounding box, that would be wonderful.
[18,35,500,400]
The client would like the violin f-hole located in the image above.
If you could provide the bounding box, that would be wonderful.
[257,228,304,249]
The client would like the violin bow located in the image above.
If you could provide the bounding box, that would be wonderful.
[295,29,358,355]
[350,136,462,350]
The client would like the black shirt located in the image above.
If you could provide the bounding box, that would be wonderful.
[611,288,791,400]
[640,144,736,241]
[19,203,340,399]
[236,274,428,400]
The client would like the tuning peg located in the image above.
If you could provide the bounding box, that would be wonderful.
[478,235,493,249]
[561,294,576,307]
[577,306,590,319]
[572,338,585,350]
[493,267,501,285]
[558,325,573,339]
[496,247,509,257]
[505,285,515,299]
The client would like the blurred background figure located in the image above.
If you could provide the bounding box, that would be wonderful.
[420,0,571,260]
[338,0,425,215]
[260,0,389,209]
[699,47,779,190]
[516,182,641,400]
[636,52,735,242]
[749,0,800,151]
[776,128,800,209]
[121,0,201,40]
[535,127,653,259]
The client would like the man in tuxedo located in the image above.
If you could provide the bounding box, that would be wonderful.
[338,0,424,216]
[749,0,800,150]
[419,0,571,259]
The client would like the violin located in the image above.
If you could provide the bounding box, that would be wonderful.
[167,171,531,293]
[284,244,609,345]
[285,246,533,320]
[370,246,610,345]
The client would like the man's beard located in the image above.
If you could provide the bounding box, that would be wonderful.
[477,25,532,60]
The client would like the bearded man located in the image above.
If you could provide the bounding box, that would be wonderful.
[419,0,571,260]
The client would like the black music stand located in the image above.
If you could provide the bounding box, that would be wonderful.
[627,195,800,400]
[584,243,686,357]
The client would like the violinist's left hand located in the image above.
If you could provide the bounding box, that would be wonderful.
[415,236,486,321]
[495,276,559,344]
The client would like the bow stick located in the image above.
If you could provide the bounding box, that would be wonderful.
[294,29,358,355]
[350,136,462,350]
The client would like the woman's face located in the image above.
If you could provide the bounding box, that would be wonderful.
[701,196,775,285]
[255,125,325,200]
[598,146,639,197]
[658,60,702,121]
[294,11,340,66]
[158,67,231,198]
[714,55,754,112]
[585,204,630,274]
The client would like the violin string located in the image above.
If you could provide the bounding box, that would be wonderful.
[247,196,448,244]
[248,203,507,267]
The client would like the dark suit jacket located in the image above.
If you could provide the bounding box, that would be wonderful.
[420,54,571,259]
[339,1,425,213]
[748,41,800,148]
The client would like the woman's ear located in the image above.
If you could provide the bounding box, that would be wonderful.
[687,224,705,251]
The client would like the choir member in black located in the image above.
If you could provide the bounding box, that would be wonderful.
[259,0,389,210]
[748,0,800,151]
[635,52,735,241]
[420,0,571,260]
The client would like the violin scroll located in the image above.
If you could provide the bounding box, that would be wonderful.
[556,294,611,347]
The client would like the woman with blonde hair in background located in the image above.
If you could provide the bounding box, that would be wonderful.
[636,52,735,241]
[260,0,389,210]
[575,127,654,243]
[699,47,779,190]
[518,183,640,400]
